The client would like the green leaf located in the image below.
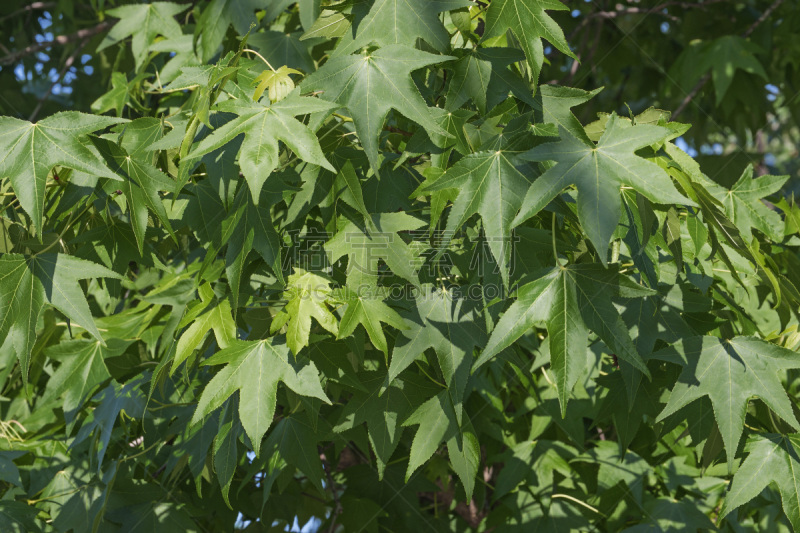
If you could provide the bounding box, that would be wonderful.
[537,84,603,144]
[333,288,407,354]
[73,377,146,468]
[477,264,652,414]
[262,415,326,492]
[335,369,435,477]
[0,253,121,381]
[403,391,480,501]
[224,187,284,307]
[91,72,130,116]
[98,2,189,70]
[686,36,768,104]
[249,31,315,73]
[325,212,426,290]
[514,114,694,263]
[0,112,125,234]
[333,0,472,56]
[0,501,42,532]
[172,283,236,374]
[652,337,800,471]
[721,164,788,243]
[445,47,536,115]
[191,339,330,455]
[187,92,336,201]
[300,45,453,174]
[721,433,800,531]
[43,339,131,419]
[482,0,575,83]
[390,285,487,409]
[195,0,262,62]
[622,497,716,532]
[90,137,176,254]
[420,150,533,284]
[271,269,339,356]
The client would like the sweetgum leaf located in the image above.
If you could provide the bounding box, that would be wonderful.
[482,0,575,84]
[301,45,453,174]
[477,264,652,414]
[186,92,337,201]
[98,2,189,70]
[653,336,800,471]
[191,339,330,456]
[721,433,800,530]
[514,114,694,263]
[332,0,473,56]
[0,253,120,381]
[0,112,125,234]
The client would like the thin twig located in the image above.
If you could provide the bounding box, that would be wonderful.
[567,0,726,42]
[323,459,342,533]
[0,21,110,66]
[0,2,56,23]
[29,38,88,122]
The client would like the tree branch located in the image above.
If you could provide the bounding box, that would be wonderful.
[28,37,88,122]
[0,21,110,66]
[0,2,57,23]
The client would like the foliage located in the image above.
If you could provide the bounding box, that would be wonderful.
[0,0,799,531]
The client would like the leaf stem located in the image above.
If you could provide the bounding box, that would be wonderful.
[242,48,276,72]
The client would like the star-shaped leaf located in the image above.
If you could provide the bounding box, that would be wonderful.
[0,112,125,234]
[270,269,339,355]
[333,0,473,56]
[224,187,284,309]
[514,114,694,264]
[419,150,533,284]
[195,0,263,61]
[334,369,435,477]
[403,391,480,501]
[43,339,132,420]
[0,253,121,381]
[721,433,800,531]
[191,339,330,455]
[477,264,652,414]
[98,2,189,70]
[325,212,426,290]
[683,36,768,104]
[537,84,603,143]
[721,164,788,242]
[91,137,176,254]
[262,415,326,492]
[652,336,800,471]
[333,288,407,354]
[482,0,575,83]
[187,92,337,201]
[389,285,486,410]
[301,45,453,173]
[445,47,536,115]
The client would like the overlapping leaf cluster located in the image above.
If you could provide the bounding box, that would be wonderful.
[0,1,799,531]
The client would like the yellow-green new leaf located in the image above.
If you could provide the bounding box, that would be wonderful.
[271,269,339,355]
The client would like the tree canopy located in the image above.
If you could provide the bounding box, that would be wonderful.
[0,0,799,531]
